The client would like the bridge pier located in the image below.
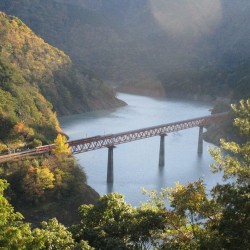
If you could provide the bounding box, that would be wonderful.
[198,126,203,155]
[159,134,167,167]
[107,146,115,183]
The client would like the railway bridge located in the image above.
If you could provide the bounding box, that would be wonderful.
[0,112,229,183]
[69,112,228,182]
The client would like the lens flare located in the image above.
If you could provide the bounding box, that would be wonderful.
[150,0,222,39]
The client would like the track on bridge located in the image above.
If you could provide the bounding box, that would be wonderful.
[69,112,229,154]
[0,112,229,163]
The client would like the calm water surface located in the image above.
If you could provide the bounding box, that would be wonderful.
[59,93,222,205]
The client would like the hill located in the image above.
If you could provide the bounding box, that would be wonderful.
[0,11,123,150]
[0,12,102,225]
[0,0,249,100]
[0,11,124,116]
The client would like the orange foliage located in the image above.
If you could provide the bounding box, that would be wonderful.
[13,122,25,134]
[13,122,34,137]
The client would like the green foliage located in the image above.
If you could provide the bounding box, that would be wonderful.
[0,179,33,249]
[232,99,250,138]
[0,179,94,249]
[0,152,95,227]
[22,165,55,198]
[31,138,43,148]
[0,11,124,154]
[209,99,250,249]
[73,193,133,249]
[0,57,59,149]
[1,154,86,203]
[211,99,250,182]
[71,99,249,249]
[73,193,165,250]
[142,181,221,250]
[0,11,123,117]
[31,218,75,250]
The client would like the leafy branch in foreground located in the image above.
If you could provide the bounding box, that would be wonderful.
[209,99,250,249]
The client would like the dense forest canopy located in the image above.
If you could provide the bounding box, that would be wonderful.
[0,0,249,99]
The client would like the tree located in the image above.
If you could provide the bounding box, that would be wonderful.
[72,193,134,249]
[72,193,165,250]
[70,99,249,249]
[22,165,55,200]
[209,99,250,249]
[141,181,221,250]
[52,134,71,158]
[0,178,92,249]
[30,218,75,250]
[0,179,33,249]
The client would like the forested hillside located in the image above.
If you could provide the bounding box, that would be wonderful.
[0,56,59,151]
[0,12,124,116]
[0,12,123,151]
[0,0,249,100]
[0,13,100,223]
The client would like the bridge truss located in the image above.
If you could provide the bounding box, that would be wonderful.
[69,112,229,154]
[0,112,229,163]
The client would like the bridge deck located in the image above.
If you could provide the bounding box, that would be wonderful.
[68,112,229,154]
[0,112,229,162]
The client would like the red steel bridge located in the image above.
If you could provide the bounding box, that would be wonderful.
[68,112,228,154]
[0,112,229,182]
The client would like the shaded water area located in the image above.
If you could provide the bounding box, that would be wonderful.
[60,93,223,205]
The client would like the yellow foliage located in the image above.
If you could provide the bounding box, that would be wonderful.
[52,134,71,156]
[0,143,7,153]
[23,165,55,196]
[37,168,55,190]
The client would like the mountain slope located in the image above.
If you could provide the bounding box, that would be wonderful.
[0,56,59,151]
[0,11,124,116]
[0,13,100,224]
[0,1,249,100]
[0,12,124,151]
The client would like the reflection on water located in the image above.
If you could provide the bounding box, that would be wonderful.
[60,93,223,205]
[107,183,114,194]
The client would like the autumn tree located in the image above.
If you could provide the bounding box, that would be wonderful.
[22,165,55,201]
[52,134,71,158]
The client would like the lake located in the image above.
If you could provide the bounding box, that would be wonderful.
[59,93,222,205]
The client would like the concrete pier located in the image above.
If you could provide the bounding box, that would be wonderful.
[198,126,203,155]
[159,134,166,167]
[107,146,115,183]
